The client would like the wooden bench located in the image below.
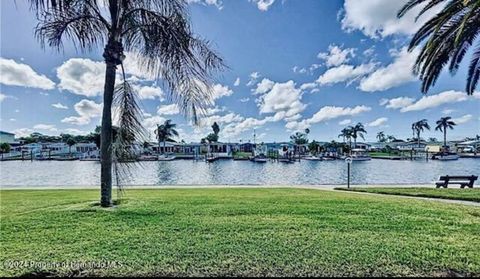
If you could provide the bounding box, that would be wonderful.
[435,175,478,188]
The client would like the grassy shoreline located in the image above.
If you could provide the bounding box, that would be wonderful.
[1,188,479,277]
[335,187,480,202]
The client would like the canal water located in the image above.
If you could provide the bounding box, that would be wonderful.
[0,159,479,187]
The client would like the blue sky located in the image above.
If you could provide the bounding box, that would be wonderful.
[0,0,479,143]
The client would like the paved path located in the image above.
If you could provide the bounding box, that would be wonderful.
[1,184,478,207]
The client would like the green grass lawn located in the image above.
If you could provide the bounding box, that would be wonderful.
[336,187,480,202]
[1,188,480,277]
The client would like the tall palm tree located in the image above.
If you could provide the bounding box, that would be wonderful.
[435,117,456,149]
[413,119,430,147]
[351,123,367,148]
[376,131,386,143]
[398,0,480,95]
[30,0,225,207]
[155,120,179,155]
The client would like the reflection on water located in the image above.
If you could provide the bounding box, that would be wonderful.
[0,159,479,187]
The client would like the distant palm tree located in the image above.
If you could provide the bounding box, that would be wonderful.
[66,137,76,155]
[376,131,386,143]
[398,0,480,95]
[428,137,438,143]
[155,120,179,155]
[413,119,430,147]
[387,135,397,142]
[30,0,225,207]
[338,128,352,146]
[351,123,367,148]
[435,117,456,149]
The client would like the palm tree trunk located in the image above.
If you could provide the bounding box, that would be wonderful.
[100,61,117,207]
[444,129,447,150]
[163,140,166,155]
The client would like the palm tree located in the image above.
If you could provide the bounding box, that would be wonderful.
[412,119,430,147]
[30,0,225,207]
[338,128,350,143]
[155,120,179,156]
[398,0,480,95]
[351,123,367,148]
[387,135,397,142]
[376,131,386,143]
[435,117,456,150]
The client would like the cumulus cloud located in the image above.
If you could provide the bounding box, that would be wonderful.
[451,114,473,125]
[33,124,58,132]
[254,78,275,94]
[157,104,180,115]
[0,58,55,90]
[187,0,223,10]
[13,128,34,138]
[0,93,6,103]
[367,117,388,127]
[52,103,68,109]
[359,47,419,92]
[316,63,376,85]
[61,99,102,125]
[134,85,164,100]
[400,90,469,112]
[250,0,275,11]
[381,96,416,109]
[257,80,307,121]
[317,44,356,67]
[286,105,371,131]
[57,58,106,97]
[341,0,443,39]
[211,83,233,100]
[338,119,352,125]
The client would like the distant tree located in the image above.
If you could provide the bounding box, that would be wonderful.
[435,117,456,149]
[66,137,76,155]
[351,123,367,148]
[376,131,386,143]
[155,120,179,155]
[212,122,220,136]
[387,135,397,143]
[0,142,11,153]
[428,137,438,143]
[308,140,320,155]
[206,133,219,143]
[412,119,430,147]
[290,132,309,145]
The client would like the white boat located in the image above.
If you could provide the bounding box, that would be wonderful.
[304,155,322,161]
[253,144,268,163]
[253,155,268,163]
[432,152,459,161]
[350,149,371,161]
[158,154,176,161]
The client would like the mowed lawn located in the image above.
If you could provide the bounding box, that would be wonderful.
[336,187,480,202]
[1,188,479,277]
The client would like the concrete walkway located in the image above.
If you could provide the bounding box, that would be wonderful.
[1,184,478,207]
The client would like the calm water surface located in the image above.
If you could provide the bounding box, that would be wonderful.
[1,159,479,187]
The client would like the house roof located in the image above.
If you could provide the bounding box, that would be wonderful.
[0,131,15,136]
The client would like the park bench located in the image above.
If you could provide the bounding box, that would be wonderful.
[435,175,478,188]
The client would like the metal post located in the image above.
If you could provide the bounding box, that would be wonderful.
[347,163,350,188]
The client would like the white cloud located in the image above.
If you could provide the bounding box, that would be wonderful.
[367,117,388,127]
[57,58,106,97]
[212,83,233,100]
[316,63,376,85]
[134,85,164,100]
[52,103,68,109]
[246,72,261,86]
[451,114,473,125]
[122,52,156,80]
[240,97,250,103]
[0,93,6,103]
[442,109,455,115]
[254,78,275,94]
[258,80,306,121]
[61,99,102,125]
[157,104,180,115]
[341,0,444,39]
[317,44,356,67]
[187,0,223,10]
[13,128,34,138]
[250,0,275,11]
[33,124,58,132]
[338,119,352,125]
[400,90,469,112]
[0,58,55,90]
[234,77,241,86]
[64,128,86,135]
[359,47,419,92]
[381,97,416,109]
[286,105,371,131]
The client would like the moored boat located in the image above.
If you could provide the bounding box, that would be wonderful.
[432,152,459,161]
[350,149,371,161]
